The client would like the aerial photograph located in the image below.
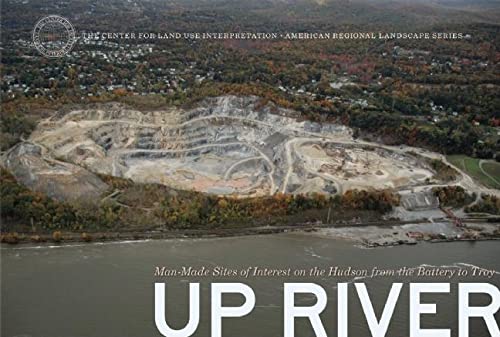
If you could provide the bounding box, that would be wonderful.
[1,0,499,336]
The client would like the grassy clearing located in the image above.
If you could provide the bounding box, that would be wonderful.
[447,155,499,189]
[482,162,500,181]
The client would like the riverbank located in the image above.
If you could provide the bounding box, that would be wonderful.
[1,219,499,247]
[312,221,500,247]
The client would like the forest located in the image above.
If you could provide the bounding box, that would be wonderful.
[1,167,400,239]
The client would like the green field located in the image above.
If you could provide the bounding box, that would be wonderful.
[483,162,500,180]
[447,155,500,189]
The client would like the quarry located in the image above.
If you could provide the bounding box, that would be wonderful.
[2,95,455,200]
[2,95,500,246]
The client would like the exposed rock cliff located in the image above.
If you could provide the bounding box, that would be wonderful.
[1,142,108,201]
[2,96,453,201]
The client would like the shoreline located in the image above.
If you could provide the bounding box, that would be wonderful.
[1,219,499,248]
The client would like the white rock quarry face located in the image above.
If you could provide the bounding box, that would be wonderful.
[1,142,108,201]
[27,95,437,197]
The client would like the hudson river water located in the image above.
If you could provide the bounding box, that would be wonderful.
[2,234,499,337]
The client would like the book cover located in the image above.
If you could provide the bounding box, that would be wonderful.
[1,1,499,336]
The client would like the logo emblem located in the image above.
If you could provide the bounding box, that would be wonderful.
[33,15,76,58]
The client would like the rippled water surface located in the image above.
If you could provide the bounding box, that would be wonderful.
[2,234,499,337]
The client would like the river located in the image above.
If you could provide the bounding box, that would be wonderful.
[1,234,499,337]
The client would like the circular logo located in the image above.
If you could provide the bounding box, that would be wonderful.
[33,15,76,58]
